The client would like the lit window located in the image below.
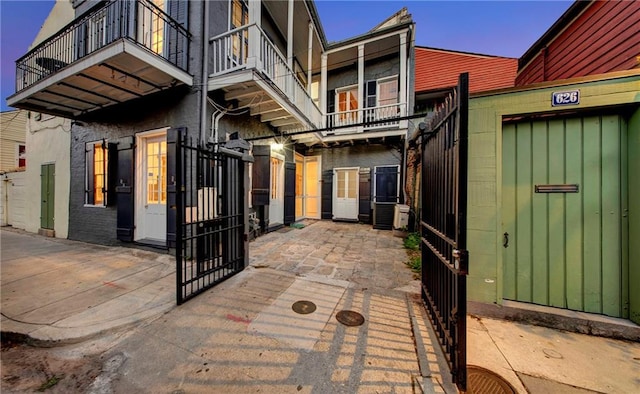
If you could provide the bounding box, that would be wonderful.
[150,0,165,55]
[378,78,398,106]
[336,86,358,123]
[231,0,249,62]
[270,157,279,200]
[311,80,320,106]
[85,140,109,206]
[146,140,167,204]
[17,144,26,168]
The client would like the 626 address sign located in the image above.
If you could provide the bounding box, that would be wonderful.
[552,89,580,107]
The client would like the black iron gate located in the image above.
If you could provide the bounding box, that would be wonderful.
[168,128,247,305]
[420,73,469,390]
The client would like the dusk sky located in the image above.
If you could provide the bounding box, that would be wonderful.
[0,0,573,112]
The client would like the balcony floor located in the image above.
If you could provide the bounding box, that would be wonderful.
[8,40,192,118]
[209,69,321,144]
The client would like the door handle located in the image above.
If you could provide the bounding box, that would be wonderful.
[503,232,509,248]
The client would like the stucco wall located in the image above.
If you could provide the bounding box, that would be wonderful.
[31,0,74,49]
[24,114,71,238]
[466,72,640,308]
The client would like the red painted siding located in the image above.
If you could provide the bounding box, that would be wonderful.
[415,47,517,94]
[516,1,640,85]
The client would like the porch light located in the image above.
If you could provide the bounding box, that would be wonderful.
[271,143,284,151]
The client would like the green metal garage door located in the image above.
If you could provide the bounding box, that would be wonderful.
[502,114,628,318]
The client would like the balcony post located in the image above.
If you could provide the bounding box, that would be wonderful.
[286,0,294,97]
[399,32,407,117]
[358,44,364,128]
[321,53,327,128]
[307,22,313,93]
[247,0,262,69]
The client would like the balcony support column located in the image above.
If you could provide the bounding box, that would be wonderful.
[320,53,327,128]
[287,0,294,71]
[399,32,407,117]
[248,0,262,69]
[357,45,364,128]
[307,22,313,93]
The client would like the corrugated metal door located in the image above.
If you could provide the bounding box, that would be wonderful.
[502,114,628,318]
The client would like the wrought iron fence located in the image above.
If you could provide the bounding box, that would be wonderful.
[168,128,246,305]
[15,0,189,92]
[420,73,469,391]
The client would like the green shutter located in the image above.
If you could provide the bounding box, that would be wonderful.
[40,164,55,230]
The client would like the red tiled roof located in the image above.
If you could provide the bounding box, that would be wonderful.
[415,47,518,94]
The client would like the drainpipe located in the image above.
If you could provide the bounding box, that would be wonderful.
[199,0,210,147]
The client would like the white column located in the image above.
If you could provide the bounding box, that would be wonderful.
[287,0,294,70]
[399,32,407,117]
[321,53,327,128]
[247,0,262,69]
[357,45,364,127]
[307,22,313,93]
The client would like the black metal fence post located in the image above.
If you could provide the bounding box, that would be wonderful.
[420,72,469,391]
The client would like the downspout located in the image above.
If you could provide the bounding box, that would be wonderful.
[200,0,210,147]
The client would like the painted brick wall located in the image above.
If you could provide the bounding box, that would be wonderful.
[327,56,401,92]
[318,143,401,170]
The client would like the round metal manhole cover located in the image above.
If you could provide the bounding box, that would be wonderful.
[292,300,316,314]
[335,310,365,326]
[467,365,516,394]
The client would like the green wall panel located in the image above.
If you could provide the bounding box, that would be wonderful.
[515,122,533,302]
[502,123,517,300]
[564,118,584,311]
[582,116,603,314]
[628,108,639,324]
[547,119,566,308]
[531,120,549,306]
[600,115,622,317]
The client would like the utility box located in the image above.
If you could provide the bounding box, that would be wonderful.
[393,204,409,229]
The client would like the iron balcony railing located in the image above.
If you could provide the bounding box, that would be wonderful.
[325,102,406,135]
[15,0,190,92]
[210,23,323,129]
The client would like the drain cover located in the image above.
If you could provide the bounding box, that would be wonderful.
[292,300,316,314]
[467,365,516,394]
[335,310,365,326]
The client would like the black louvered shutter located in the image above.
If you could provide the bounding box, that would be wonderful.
[358,168,371,223]
[252,145,270,206]
[284,162,295,225]
[116,137,135,242]
[166,127,184,248]
[365,80,376,124]
[327,89,335,129]
[167,0,188,69]
[85,143,95,205]
[107,142,118,206]
[321,169,333,219]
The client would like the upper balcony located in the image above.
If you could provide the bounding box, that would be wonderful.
[208,0,323,141]
[7,0,192,119]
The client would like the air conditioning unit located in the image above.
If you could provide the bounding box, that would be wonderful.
[393,204,409,229]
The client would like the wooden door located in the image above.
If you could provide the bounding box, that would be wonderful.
[502,114,628,318]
